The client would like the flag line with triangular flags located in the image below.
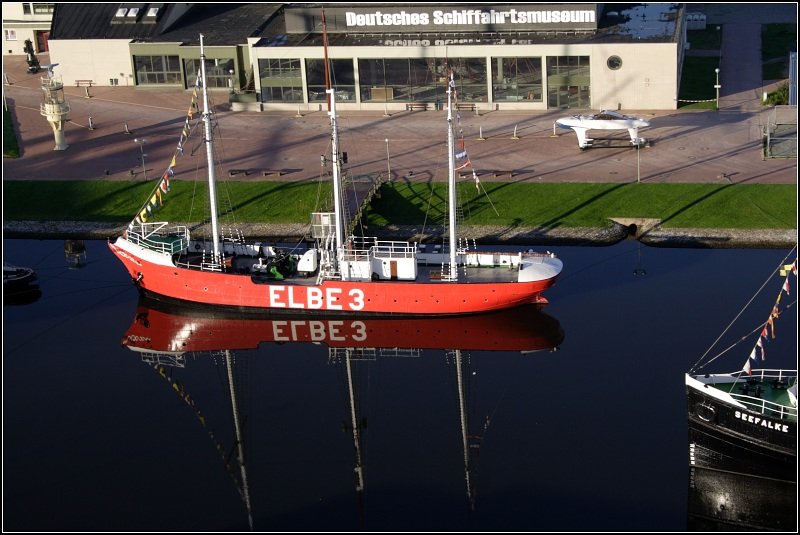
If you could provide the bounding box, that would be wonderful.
[132,83,201,226]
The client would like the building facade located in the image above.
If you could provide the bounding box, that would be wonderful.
[250,4,686,111]
[2,2,54,55]
[39,3,687,111]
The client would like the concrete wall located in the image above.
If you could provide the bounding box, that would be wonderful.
[2,1,53,55]
[589,43,678,110]
[48,39,135,87]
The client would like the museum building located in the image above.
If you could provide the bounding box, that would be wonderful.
[46,3,690,112]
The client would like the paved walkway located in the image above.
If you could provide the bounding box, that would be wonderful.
[2,6,796,189]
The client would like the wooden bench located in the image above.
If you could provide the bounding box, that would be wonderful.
[492,170,515,178]
[406,102,428,112]
[262,169,284,177]
[75,80,94,87]
[228,169,249,177]
[456,103,477,112]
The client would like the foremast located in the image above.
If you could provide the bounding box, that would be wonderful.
[316,8,345,282]
[199,34,222,266]
[446,71,458,282]
[328,89,345,260]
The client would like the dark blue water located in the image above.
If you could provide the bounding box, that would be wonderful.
[3,239,796,531]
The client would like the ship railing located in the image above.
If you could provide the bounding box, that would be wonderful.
[730,393,798,420]
[139,352,186,368]
[519,251,560,262]
[370,241,417,260]
[729,368,797,383]
[341,249,370,262]
[127,222,190,255]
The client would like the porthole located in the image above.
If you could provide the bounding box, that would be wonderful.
[607,55,622,70]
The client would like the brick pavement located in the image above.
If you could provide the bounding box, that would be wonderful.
[2,27,796,187]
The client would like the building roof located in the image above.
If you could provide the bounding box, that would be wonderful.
[49,3,282,46]
[254,3,682,48]
[48,3,681,48]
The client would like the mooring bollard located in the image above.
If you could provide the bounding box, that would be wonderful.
[124,122,132,134]
[477,126,485,141]
[88,116,95,130]
[511,125,519,140]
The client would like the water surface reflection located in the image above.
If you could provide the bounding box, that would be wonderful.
[119,296,564,530]
[3,239,796,531]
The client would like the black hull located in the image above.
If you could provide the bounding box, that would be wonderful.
[687,465,797,531]
[686,386,796,482]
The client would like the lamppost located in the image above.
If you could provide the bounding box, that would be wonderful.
[714,68,721,111]
[134,137,148,181]
[228,68,235,93]
[385,138,391,181]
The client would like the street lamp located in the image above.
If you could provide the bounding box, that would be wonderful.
[228,69,235,93]
[714,68,721,111]
[385,138,391,181]
[134,137,148,181]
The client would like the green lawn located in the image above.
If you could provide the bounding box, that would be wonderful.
[678,57,720,110]
[3,180,795,231]
[762,23,797,80]
[2,180,332,223]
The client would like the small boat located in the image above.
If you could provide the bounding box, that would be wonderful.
[685,250,797,486]
[3,262,39,294]
[108,31,562,315]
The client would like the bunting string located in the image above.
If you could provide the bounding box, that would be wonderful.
[742,259,797,375]
[132,84,201,226]
[449,68,499,216]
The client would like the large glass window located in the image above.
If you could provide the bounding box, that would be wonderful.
[306,59,355,103]
[258,58,303,102]
[32,3,55,14]
[546,56,590,109]
[492,57,542,102]
[133,55,181,86]
[184,58,234,89]
[451,58,488,102]
[358,58,486,103]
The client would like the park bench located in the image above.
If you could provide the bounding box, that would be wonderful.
[406,102,428,112]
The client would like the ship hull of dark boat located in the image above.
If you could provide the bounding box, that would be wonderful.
[687,387,796,482]
[687,464,797,531]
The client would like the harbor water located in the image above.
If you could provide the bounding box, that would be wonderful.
[3,238,796,531]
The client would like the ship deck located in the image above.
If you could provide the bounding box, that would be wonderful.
[179,252,527,285]
[704,375,797,422]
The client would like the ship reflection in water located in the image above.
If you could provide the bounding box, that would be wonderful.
[120,297,565,528]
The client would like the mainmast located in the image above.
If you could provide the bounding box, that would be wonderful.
[328,92,345,255]
[446,71,458,281]
[323,10,344,255]
[199,34,221,265]
[454,349,476,510]
[225,351,254,530]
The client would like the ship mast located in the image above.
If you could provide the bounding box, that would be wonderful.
[225,350,254,530]
[323,10,345,257]
[199,34,222,265]
[454,349,476,510]
[446,71,458,281]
